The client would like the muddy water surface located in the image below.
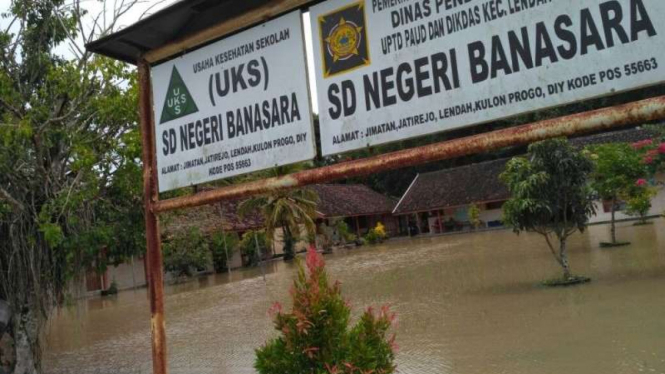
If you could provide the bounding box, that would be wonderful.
[45,220,665,374]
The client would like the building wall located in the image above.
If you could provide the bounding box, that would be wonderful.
[272,226,309,255]
[424,202,506,234]
[227,249,243,269]
[106,257,147,291]
[479,208,503,224]
[417,179,665,234]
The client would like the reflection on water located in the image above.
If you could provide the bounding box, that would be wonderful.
[45,220,665,374]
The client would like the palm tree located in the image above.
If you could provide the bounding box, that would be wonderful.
[238,165,319,261]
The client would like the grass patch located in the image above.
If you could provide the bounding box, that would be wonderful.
[600,242,631,248]
[542,276,591,287]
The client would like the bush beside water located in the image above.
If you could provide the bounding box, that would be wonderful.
[255,249,397,374]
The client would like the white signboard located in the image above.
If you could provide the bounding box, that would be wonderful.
[151,12,315,192]
[310,0,665,156]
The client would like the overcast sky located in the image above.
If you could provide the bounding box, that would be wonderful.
[0,0,320,112]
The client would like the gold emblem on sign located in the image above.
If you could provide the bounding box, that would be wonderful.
[318,1,370,78]
[325,17,363,62]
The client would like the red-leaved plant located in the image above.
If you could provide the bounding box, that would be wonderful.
[255,248,397,374]
[632,138,665,173]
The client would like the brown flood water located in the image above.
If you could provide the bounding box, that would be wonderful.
[45,220,665,374]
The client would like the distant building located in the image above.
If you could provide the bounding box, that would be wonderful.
[80,127,664,294]
[393,159,510,235]
[77,196,265,296]
[310,184,398,237]
[162,196,264,270]
[157,184,396,277]
[394,127,665,236]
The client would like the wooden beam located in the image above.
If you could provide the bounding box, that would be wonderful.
[144,0,315,64]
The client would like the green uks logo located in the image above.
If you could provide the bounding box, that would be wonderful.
[160,66,198,124]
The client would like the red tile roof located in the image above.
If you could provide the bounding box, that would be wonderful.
[393,126,660,215]
[163,184,396,235]
[309,184,397,218]
[162,197,264,237]
[393,159,510,215]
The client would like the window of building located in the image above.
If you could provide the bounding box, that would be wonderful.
[486,201,505,210]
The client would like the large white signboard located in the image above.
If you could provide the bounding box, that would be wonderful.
[151,12,315,192]
[310,0,665,156]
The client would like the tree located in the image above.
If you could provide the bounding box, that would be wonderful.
[0,1,143,371]
[625,184,657,225]
[162,228,210,278]
[587,143,648,245]
[631,134,665,174]
[255,248,397,374]
[501,139,596,282]
[240,189,318,260]
[238,166,319,261]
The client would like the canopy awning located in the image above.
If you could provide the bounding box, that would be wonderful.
[86,0,278,64]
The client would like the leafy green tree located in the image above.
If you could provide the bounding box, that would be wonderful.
[501,139,596,281]
[239,166,319,261]
[0,1,143,371]
[162,228,210,278]
[255,249,397,374]
[631,134,665,175]
[587,143,648,245]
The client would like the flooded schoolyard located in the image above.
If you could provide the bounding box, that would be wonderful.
[45,219,665,374]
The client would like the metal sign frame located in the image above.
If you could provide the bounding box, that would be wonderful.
[126,2,665,374]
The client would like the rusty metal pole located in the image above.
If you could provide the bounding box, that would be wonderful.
[138,60,168,374]
[153,96,665,214]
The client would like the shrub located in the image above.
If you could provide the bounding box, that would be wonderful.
[210,232,239,273]
[162,228,210,277]
[255,249,397,374]
[468,204,482,229]
[334,220,356,244]
[364,222,388,244]
[625,187,657,224]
